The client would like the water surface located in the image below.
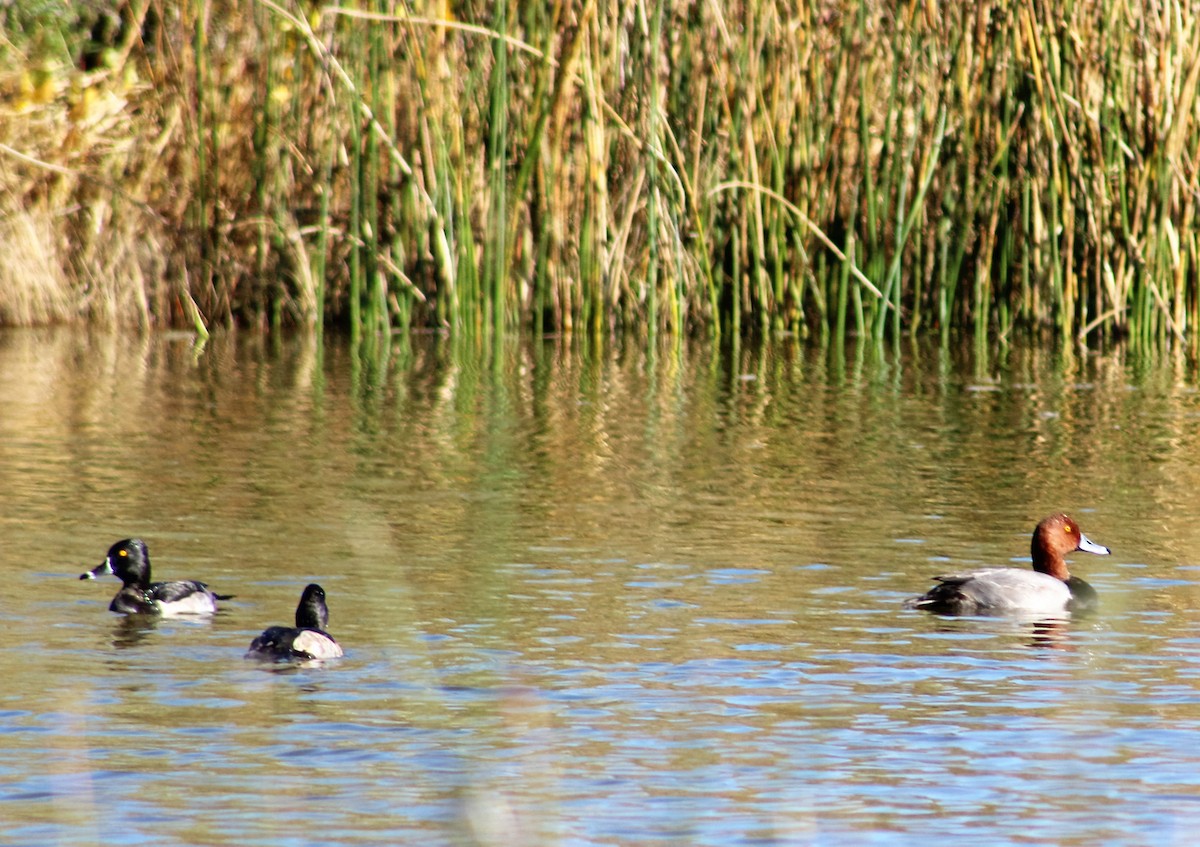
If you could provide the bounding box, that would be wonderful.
[2,328,1199,845]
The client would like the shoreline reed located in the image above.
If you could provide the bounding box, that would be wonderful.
[0,1,1197,352]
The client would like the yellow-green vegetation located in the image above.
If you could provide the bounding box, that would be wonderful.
[1,1,1198,348]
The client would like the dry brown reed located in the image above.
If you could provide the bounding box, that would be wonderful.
[1,1,1199,350]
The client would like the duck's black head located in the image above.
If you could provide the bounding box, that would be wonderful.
[295,583,330,630]
[80,538,152,587]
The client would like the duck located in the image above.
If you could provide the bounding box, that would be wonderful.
[80,538,226,615]
[246,583,343,660]
[905,513,1110,616]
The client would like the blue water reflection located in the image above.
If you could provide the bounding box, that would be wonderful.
[1,329,1199,845]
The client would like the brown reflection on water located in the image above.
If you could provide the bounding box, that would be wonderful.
[5,328,1200,843]
[4,330,1200,636]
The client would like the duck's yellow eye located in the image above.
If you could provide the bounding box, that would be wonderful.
[119,550,128,557]
[1064,525,1074,534]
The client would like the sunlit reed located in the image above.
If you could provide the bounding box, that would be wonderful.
[0,1,1198,352]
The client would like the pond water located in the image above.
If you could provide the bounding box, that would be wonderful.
[2,327,1200,846]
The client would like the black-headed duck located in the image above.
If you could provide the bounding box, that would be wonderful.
[246,583,343,661]
[80,538,225,616]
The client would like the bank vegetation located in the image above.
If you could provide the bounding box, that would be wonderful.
[2,1,1199,350]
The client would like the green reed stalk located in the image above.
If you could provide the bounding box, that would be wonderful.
[347,93,364,346]
[191,2,212,286]
[251,1,273,313]
[872,93,919,345]
[363,7,386,339]
[510,5,558,337]
[769,130,787,335]
[379,15,409,335]
[314,109,334,339]
[936,219,952,348]
[486,1,510,339]
[836,238,851,350]
[857,8,878,259]
[421,49,464,333]
[731,228,741,338]
[645,1,665,340]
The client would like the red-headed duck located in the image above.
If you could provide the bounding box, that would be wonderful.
[905,514,1110,616]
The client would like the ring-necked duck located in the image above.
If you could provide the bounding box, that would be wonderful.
[246,583,343,660]
[905,514,1110,616]
[80,538,226,615]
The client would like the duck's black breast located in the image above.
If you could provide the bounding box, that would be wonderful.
[109,587,158,615]
[247,625,299,657]
[1065,576,1099,613]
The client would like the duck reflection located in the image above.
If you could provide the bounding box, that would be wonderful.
[109,614,160,649]
[1026,618,1074,650]
[926,613,1079,651]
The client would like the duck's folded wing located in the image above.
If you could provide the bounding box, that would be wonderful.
[149,580,214,604]
[926,568,1069,612]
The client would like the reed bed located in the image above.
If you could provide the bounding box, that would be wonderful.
[2,1,1199,348]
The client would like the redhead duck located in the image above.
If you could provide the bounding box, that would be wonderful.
[905,514,1110,616]
[80,538,226,615]
[246,584,343,661]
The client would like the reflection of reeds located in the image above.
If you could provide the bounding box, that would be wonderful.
[2,2,1200,347]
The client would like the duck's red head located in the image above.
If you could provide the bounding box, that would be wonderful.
[1031,513,1110,580]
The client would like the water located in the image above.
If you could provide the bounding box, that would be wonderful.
[2,328,1200,845]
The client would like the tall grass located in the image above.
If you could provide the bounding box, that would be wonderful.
[2,1,1200,349]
